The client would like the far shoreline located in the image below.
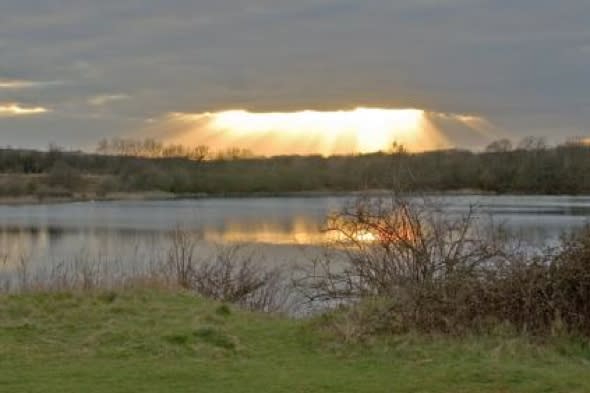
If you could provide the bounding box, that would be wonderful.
[1,189,588,207]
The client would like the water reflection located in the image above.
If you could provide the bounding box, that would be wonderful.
[0,196,589,273]
[203,217,328,245]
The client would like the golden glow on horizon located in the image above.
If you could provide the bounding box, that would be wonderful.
[208,108,424,153]
[164,107,451,155]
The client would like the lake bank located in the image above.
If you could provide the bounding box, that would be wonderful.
[0,187,545,206]
[1,288,589,393]
[0,191,178,206]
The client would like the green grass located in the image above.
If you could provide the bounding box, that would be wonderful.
[1,289,589,392]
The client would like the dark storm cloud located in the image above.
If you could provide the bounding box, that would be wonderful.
[0,0,588,149]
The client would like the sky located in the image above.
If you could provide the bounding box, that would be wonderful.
[1,0,589,153]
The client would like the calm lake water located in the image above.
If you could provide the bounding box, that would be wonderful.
[1,195,589,277]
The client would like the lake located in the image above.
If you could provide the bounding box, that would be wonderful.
[1,195,589,286]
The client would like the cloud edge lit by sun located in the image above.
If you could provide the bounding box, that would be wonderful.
[0,103,50,117]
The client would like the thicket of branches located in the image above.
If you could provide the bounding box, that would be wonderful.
[164,228,290,313]
[296,195,590,338]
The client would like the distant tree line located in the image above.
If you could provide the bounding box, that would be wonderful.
[96,138,210,161]
[96,137,254,161]
[0,136,589,197]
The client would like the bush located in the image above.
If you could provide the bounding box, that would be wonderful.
[96,177,120,197]
[166,228,290,312]
[298,195,590,338]
[47,160,83,191]
[549,228,590,335]
[0,177,27,197]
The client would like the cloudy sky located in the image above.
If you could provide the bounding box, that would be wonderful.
[1,0,589,151]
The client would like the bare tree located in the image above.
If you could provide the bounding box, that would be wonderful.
[189,145,210,162]
[485,139,513,153]
[517,136,547,151]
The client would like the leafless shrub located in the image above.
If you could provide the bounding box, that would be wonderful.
[16,254,31,292]
[0,252,10,292]
[297,195,506,301]
[550,228,590,335]
[297,194,590,337]
[191,246,290,312]
[0,246,166,294]
[166,227,197,288]
[165,228,291,312]
[488,228,590,336]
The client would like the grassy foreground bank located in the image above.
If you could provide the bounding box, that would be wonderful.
[1,289,590,393]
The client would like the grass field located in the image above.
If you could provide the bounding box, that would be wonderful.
[1,289,589,393]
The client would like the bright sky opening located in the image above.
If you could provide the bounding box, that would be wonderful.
[161,107,453,155]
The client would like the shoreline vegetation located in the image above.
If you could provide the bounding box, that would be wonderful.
[1,137,590,205]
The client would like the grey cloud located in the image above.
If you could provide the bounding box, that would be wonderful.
[0,0,589,149]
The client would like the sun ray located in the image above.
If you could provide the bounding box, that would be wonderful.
[159,107,452,155]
